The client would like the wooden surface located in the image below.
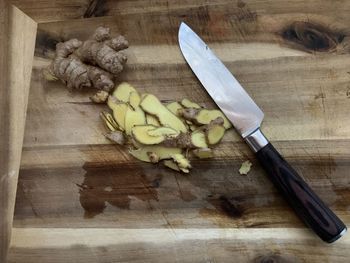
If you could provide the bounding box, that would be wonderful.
[0,1,37,262]
[6,0,350,262]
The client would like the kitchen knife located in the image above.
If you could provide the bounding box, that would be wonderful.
[178,22,347,243]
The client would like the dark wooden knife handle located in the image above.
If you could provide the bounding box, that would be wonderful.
[256,143,347,243]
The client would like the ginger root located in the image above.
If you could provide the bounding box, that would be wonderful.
[101,82,233,173]
[45,27,128,95]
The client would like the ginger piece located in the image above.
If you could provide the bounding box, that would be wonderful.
[101,113,116,131]
[107,96,128,130]
[190,131,208,148]
[205,120,226,145]
[100,111,119,131]
[179,108,232,129]
[130,146,181,163]
[113,82,137,103]
[90,90,109,103]
[192,148,213,159]
[148,127,179,137]
[163,159,181,172]
[132,125,164,145]
[180,98,201,109]
[42,68,58,81]
[132,125,179,145]
[171,153,191,173]
[239,160,252,175]
[105,131,125,145]
[129,91,141,109]
[140,94,188,132]
[124,106,146,135]
[47,27,128,91]
[166,101,183,116]
[146,114,161,126]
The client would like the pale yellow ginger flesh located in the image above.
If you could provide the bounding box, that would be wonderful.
[171,153,191,173]
[163,159,181,172]
[100,111,118,131]
[146,114,161,126]
[112,82,136,102]
[132,125,165,145]
[239,160,252,175]
[166,101,183,116]
[179,108,232,129]
[107,96,128,130]
[101,82,233,173]
[140,94,188,132]
[124,106,146,135]
[129,146,181,163]
[192,148,213,159]
[180,98,201,109]
[190,131,208,148]
[147,127,179,137]
[206,124,226,145]
[101,111,119,130]
[129,91,141,109]
[132,125,179,145]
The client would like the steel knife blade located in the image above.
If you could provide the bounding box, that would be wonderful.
[178,22,347,243]
[178,22,263,138]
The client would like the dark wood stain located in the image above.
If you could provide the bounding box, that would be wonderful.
[208,195,244,218]
[77,165,162,218]
[83,0,109,18]
[35,30,63,58]
[281,21,345,52]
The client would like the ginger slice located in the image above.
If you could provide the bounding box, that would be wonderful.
[129,146,181,163]
[132,125,179,145]
[171,153,191,173]
[166,101,183,116]
[112,82,136,102]
[146,114,161,126]
[180,98,201,109]
[107,96,128,130]
[163,159,181,172]
[206,124,226,145]
[100,111,118,131]
[132,125,164,145]
[140,94,188,132]
[129,91,141,110]
[239,160,252,175]
[179,108,232,129]
[191,131,208,148]
[105,131,125,145]
[192,148,213,159]
[124,106,146,135]
[147,127,179,137]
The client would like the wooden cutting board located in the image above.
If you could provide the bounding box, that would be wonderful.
[8,0,350,262]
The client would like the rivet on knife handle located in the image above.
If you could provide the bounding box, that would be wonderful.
[249,129,347,243]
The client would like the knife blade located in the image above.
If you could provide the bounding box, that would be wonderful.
[178,22,347,243]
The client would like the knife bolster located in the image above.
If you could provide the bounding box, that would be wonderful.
[244,128,269,152]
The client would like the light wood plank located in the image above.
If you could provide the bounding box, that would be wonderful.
[0,2,37,262]
[8,228,350,263]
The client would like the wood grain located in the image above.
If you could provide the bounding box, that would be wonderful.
[0,2,36,262]
[8,228,350,263]
[5,0,350,262]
